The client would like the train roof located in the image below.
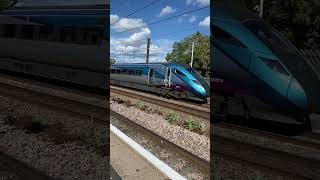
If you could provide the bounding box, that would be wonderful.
[6,0,109,10]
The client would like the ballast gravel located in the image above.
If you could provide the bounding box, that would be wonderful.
[0,94,109,180]
[0,117,109,180]
[110,100,210,161]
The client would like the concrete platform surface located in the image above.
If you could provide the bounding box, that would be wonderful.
[110,132,170,180]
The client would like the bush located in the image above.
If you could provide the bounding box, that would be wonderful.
[184,117,202,132]
[87,127,108,148]
[164,111,178,123]
[136,101,147,111]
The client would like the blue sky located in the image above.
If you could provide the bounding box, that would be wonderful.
[110,0,210,63]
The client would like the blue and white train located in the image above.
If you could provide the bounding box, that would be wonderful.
[212,1,320,127]
[111,63,209,102]
[0,0,109,92]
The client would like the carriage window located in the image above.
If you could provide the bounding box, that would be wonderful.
[39,25,54,41]
[21,25,33,39]
[260,57,290,76]
[136,70,142,76]
[111,69,115,74]
[61,27,76,43]
[175,69,186,77]
[4,24,15,38]
[116,69,120,74]
[122,69,127,74]
[213,25,247,48]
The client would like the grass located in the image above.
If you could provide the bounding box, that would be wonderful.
[136,101,147,111]
[164,111,178,124]
[184,117,202,132]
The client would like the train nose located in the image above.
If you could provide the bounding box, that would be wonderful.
[287,78,308,109]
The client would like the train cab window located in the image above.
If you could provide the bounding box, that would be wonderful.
[213,25,247,48]
[260,57,290,76]
[21,25,33,39]
[175,69,186,77]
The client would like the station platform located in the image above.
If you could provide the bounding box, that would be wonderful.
[110,132,169,180]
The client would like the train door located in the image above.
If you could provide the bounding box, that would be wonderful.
[164,67,171,87]
[148,68,154,85]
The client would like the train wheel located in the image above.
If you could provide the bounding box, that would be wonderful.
[159,88,167,97]
[180,91,188,99]
[171,91,180,99]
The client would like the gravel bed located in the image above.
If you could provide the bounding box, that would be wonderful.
[0,168,18,180]
[110,100,210,161]
[211,155,305,180]
[0,95,109,180]
[111,116,209,180]
[111,93,210,134]
[213,126,320,160]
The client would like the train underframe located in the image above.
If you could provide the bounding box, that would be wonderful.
[212,91,311,130]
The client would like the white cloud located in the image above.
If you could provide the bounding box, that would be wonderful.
[110,15,146,32]
[125,28,151,47]
[111,36,174,63]
[186,0,210,7]
[110,14,119,24]
[159,6,176,17]
[199,16,210,27]
[189,16,196,23]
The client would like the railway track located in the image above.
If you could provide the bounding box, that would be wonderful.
[213,122,320,179]
[0,73,108,123]
[0,151,54,180]
[110,85,210,120]
[111,111,210,169]
[0,74,209,178]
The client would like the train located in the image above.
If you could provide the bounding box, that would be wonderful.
[212,1,320,128]
[110,63,210,102]
[0,0,109,92]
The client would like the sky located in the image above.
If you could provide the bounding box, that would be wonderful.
[110,0,210,63]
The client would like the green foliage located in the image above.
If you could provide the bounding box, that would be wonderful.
[243,0,320,49]
[87,126,108,148]
[166,32,210,77]
[184,117,202,131]
[110,58,116,65]
[0,0,12,11]
[136,101,146,111]
[164,111,178,123]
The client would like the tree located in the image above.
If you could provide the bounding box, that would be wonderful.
[166,32,210,77]
[0,0,12,11]
[243,0,320,49]
[110,58,116,65]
